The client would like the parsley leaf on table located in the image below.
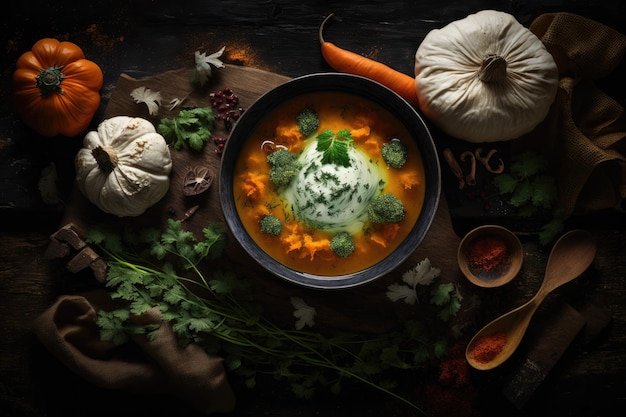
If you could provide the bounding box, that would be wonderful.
[157,107,215,152]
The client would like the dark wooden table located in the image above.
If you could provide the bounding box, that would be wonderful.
[1,2,626,416]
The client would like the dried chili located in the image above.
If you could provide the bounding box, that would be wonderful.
[467,235,510,277]
[467,331,507,364]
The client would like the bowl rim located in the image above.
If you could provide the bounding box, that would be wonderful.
[219,72,441,289]
[457,225,523,288]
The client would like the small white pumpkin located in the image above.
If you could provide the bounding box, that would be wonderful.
[75,116,173,217]
[414,10,559,142]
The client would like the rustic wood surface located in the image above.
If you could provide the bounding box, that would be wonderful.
[1,1,626,416]
[55,66,462,334]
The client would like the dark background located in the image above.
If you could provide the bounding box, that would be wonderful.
[1,1,625,417]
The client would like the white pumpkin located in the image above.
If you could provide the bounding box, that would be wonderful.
[75,116,173,217]
[414,10,559,142]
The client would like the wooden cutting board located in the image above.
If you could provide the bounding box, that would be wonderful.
[57,65,464,333]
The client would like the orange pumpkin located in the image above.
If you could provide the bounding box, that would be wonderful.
[12,38,104,137]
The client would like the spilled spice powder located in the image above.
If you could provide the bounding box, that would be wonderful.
[414,339,475,417]
[467,235,510,276]
[467,331,507,364]
[438,339,471,388]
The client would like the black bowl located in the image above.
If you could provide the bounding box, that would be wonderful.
[219,73,440,289]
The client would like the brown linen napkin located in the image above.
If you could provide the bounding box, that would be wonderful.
[31,290,236,415]
[519,13,626,215]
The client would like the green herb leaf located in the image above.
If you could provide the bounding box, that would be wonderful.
[510,151,547,178]
[539,215,566,246]
[209,270,240,294]
[492,173,518,194]
[381,345,411,369]
[437,296,461,322]
[88,220,454,415]
[97,309,131,345]
[492,150,565,245]
[509,180,533,207]
[530,174,558,209]
[157,107,215,152]
[430,282,454,306]
[432,340,448,358]
[316,129,353,167]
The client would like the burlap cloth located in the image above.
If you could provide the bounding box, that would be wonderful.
[31,290,236,414]
[521,13,626,215]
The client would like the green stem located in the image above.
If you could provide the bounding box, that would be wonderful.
[36,65,65,97]
[271,321,424,413]
[99,245,427,415]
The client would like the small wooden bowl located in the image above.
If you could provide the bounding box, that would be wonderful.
[457,225,523,288]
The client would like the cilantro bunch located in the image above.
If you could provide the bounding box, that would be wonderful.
[492,151,564,244]
[87,219,460,414]
[157,107,215,152]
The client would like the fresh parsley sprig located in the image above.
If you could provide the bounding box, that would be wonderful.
[316,129,353,167]
[157,107,215,152]
[86,219,459,414]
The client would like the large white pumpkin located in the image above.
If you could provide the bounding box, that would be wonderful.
[414,10,559,142]
[75,116,172,217]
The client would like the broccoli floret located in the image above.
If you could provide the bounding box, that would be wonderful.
[296,108,320,137]
[367,193,406,223]
[266,147,297,167]
[381,140,408,168]
[259,214,283,236]
[330,232,355,258]
[266,148,301,187]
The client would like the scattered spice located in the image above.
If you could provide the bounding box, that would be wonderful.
[465,175,492,211]
[438,339,471,388]
[417,340,475,417]
[225,42,262,68]
[467,235,510,277]
[467,331,507,364]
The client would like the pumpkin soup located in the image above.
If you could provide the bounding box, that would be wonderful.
[233,91,426,276]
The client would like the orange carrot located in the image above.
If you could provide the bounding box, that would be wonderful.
[319,13,420,108]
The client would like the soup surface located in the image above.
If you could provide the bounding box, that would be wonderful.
[233,91,426,276]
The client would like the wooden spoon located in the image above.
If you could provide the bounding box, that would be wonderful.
[465,229,597,370]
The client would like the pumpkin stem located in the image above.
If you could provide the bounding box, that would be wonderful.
[36,65,66,97]
[479,55,507,83]
[92,146,119,174]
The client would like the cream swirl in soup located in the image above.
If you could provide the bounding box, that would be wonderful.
[283,142,384,234]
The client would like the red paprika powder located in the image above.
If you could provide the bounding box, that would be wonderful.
[467,331,507,364]
[467,235,510,276]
